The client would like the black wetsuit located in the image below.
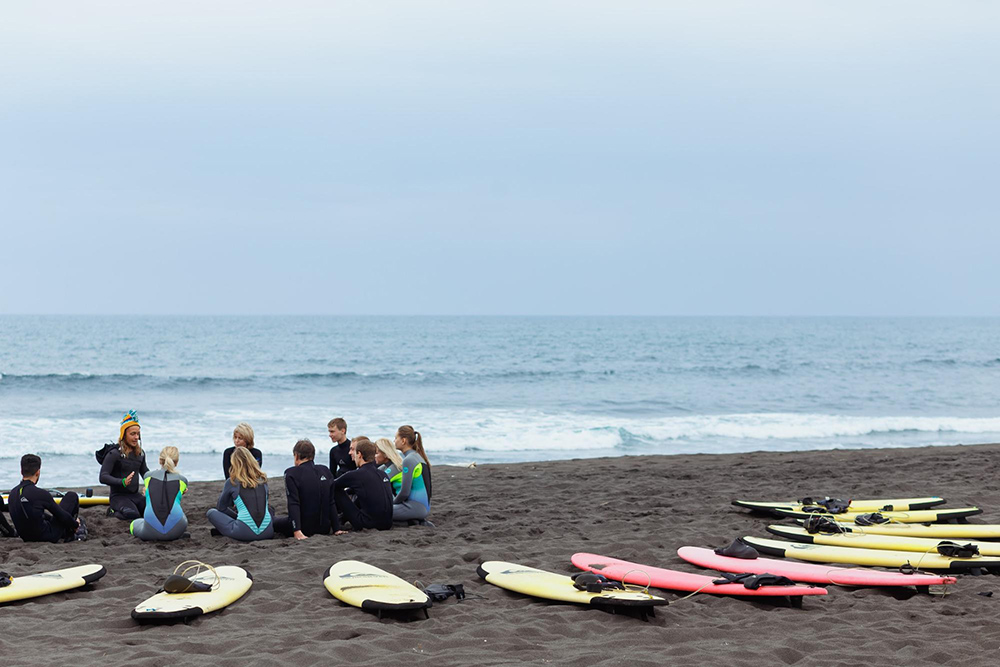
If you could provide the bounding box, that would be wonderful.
[329,439,355,478]
[222,446,263,480]
[98,448,149,520]
[333,462,394,531]
[273,460,336,537]
[0,495,16,537]
[7,480,79,543]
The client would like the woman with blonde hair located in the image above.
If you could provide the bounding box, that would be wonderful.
[207,447,274,541]
[222,422,263,480]
[99,410,150,521]
[374,437,403,476]
[392,425,432,522]
[130,446,189,541]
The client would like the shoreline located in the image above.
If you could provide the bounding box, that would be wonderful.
[3,441,1000,666]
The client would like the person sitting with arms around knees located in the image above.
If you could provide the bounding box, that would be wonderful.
[207,447,274,541]
[130,446,189,541]
[99,410,149,520]
[273,439,336,540]
[392,425,432,523]
[333,440,394,534]
[327,417,355,478]
[9,454,85,543]
[222,422,263,481]
[374,437,403,476]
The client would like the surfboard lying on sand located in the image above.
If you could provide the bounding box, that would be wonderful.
[771,506,981,524]
[132,565,252,621]
[0,564,106,604]
[477,561,667,616]
[733,497,946,515]
[793,519,1000,540]
[323,561,431,616]
[2,491,110,507]
[769,524,1000,556]
[677,546,956,590]
[743,536,1000,572]
[571,553,827,598]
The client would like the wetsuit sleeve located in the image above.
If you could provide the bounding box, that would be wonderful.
[99,449,123,487]
[394,459,415,504]
[222,448,233,480]
[329,448,336,476]
[216,480,237,512]
[39,489,75,529]
[139,454,149,478]
[285,473,302,531]
[253,448,262,466]
[333,468,359,491]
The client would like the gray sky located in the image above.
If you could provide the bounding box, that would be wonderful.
[2,1,997,315]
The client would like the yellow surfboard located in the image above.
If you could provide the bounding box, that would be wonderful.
[733,497,945,514]
[744,536,1000,571]
[477,561,667,614]
[772,506,981,524]
[132,565,252,621]
[323,561,431,616]
[0,564,106,604]
[3,491,110,507]
[768,524,1000,556]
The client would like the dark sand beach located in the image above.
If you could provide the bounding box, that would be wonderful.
[4,443,1000,666]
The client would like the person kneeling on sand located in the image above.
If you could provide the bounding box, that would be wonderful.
[207,447,274,541]
[130,446,189,541]
[99,410,149,520]
[9,454,86,543]
[333,440,394,534]
[273,439,336,540]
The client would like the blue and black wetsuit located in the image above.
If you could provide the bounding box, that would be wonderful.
[130,469,188,541]
[207,479,274,541]
[392,450,431,522]
[333,462,394,531]
[7,480,79,543]
[273,460,336,537]
[222,446,263,481]
[99,448,149,520]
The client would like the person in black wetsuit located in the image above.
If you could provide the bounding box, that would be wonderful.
[99,410,149,520]
[273,439,336,540]
[8,454,83,543]
[0,493,17,537]
[333,439,394,534]
[222,422,263,480]
[327,417,355,478]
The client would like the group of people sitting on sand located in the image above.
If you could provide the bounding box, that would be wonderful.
[2,411,433,544]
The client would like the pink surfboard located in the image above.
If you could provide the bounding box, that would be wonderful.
[571,553,827,598]
[677,547,957,589]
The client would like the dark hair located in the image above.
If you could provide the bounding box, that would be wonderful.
[293,438,315,461]
[397,425,430,470]
[21,454,41,477]
[327,417,347,432]
[355,440,376,463]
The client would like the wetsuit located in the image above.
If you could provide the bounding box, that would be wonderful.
[329,439,355,478]
[130,469,188,541]
[380,462,402,492]
[273,460,336,537]
[207,479,274,541]
[7,480,79,543]
[222,446,263,481]
[392,450,431,522]
[99,447,149,520]
[0,494,17,537]
[333,462,394,531]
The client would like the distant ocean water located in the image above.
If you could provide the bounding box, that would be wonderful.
[2,315,999,488]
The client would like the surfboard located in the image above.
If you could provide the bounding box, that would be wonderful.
[677,546,956,589]
[323,561,431,616]
[793,520,1000,539]
[571,553,827,598]
[477,561,668,615]
[3,491,110,507]
[131,565,252,621]
[743,536,1000,571]
[771,506,981,524]
[0,564,106,604]
[732,497,946,515]
[769,524,1000,556]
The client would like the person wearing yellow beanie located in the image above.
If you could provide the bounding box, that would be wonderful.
[99,410,149,521]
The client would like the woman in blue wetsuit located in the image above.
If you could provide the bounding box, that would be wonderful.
[130,446,189,541]
[207,446,274,541]
[374,437,402,478]
[392,425,432,522]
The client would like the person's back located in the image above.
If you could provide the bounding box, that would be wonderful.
[131,447,188,541]
[273,439,335,539]
[208,447,274,541]
[9,454,82,543]
[334,441,394,532]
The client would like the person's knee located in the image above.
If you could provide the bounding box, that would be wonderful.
[118,506,140,520]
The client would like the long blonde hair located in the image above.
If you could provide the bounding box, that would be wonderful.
[159,446,180,473]
[374,438,402,468]
[230,446,267,488]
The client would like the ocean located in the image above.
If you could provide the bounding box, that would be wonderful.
[2,315,999,489]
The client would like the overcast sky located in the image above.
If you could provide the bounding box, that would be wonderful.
[1,1,997,316]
